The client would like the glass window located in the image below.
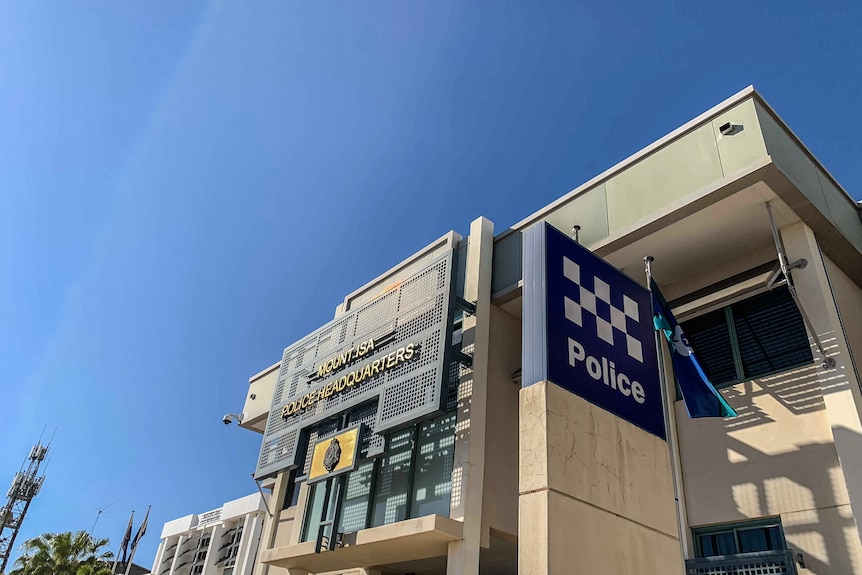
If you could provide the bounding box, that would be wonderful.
[699,531,737,556]
[338,460,374,532]
[694,520,785,557]
[301,481,332,543]
[738,525,782,553]
[410,412,457,518]
[682,287,813,389]
[371,428,415,527]
[300,411,458,539]
[283,469,302,509]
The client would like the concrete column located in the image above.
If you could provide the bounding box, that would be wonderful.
[169,535,187,575]
[519,381,683,574]
[202,525,220,575]
[447,217,494,575]
[255,470,291,575]
[237,512,264,575]
[288,482,311,546]
[781,221,862,544]
[150,540,166,575]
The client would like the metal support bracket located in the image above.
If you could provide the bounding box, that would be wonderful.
[452,349,473,367]
[765,203,836,370]
[765,258,808,289]
[252,476,274,518]
[455,296,477,316]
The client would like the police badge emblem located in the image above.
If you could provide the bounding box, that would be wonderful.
[322,438,342,473]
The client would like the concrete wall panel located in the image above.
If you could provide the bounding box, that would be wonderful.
[546,490,680,575]
[711,99,769,176]
[676,364,852,527]
[824,254,862,377]
[820,171,862,251]
[783,505,862,575]
[539,184,609,248]
[491,231,521,297]
[481,305,521,538]
[606,123,723,233]
[755,102,830,217]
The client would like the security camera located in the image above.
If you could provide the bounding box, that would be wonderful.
[223,413,243,426]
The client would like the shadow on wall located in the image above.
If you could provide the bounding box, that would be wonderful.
[677,340,862,575]
[722,334,849,433]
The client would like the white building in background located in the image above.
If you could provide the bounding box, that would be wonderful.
[150,493,268,575]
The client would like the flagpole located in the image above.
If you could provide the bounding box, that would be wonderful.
[644,256,691,568]
[124,505,150,575]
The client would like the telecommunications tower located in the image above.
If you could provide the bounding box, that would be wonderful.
[0,442,49,574]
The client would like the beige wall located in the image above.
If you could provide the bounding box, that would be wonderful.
[823,254,862,381]
[481,305,521,539]
[519,381,681,575]
[243,364,279,431]
[675,368,862,574]
[264,508,295,575]
[675,222,862,575]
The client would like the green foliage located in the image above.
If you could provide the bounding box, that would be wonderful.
[9,531,114,575]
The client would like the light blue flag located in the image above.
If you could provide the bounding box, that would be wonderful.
[650,278,737,418]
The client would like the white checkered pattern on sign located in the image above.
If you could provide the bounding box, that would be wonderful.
[562,256,644,363]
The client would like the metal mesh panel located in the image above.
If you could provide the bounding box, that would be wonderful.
[257,428,299,471]
[446,359,463,412]
[686,551,797,575]
[378,370,438,426]
[255,251,455,479]
[350,402,383,457]
[353,290,399,336]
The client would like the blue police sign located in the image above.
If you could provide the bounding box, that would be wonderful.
[522,222,665,439]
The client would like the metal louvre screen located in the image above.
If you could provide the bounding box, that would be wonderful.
[255,251,455,479]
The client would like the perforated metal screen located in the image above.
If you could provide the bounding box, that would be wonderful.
[255,252,455,479]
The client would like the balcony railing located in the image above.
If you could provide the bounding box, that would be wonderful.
[685,550,798,575]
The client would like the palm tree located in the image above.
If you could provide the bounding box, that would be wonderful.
[9,531,113,575]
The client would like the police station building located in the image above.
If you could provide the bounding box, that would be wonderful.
[234,87,862,575]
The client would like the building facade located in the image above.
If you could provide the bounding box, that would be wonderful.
[234,87,862,575]
[150,494,268,575]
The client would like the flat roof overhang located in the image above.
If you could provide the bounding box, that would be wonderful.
[596,158,862,291]
[495,157,862,317]
[261,514,463,573]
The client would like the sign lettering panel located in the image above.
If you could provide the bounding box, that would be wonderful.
[523,222,665,439]
[255,251,455,479]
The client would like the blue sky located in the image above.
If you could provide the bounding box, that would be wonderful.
[1,0,860,568]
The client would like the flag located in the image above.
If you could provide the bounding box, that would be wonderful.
[124,506,150,575]
[649,278,737,418]
[130,506,149,552]
[112,511,134,573]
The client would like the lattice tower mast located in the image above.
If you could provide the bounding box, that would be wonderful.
[0,442,49,574]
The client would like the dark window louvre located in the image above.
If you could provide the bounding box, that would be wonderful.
[732,289,813,378]
[681,286,813,388]
[683,310,737,385]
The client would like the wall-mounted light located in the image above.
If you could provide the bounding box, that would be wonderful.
[719,121,742,136]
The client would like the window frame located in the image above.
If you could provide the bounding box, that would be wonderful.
[299,409,458,542]
[693,518,787,558]
[680,286,814,389]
